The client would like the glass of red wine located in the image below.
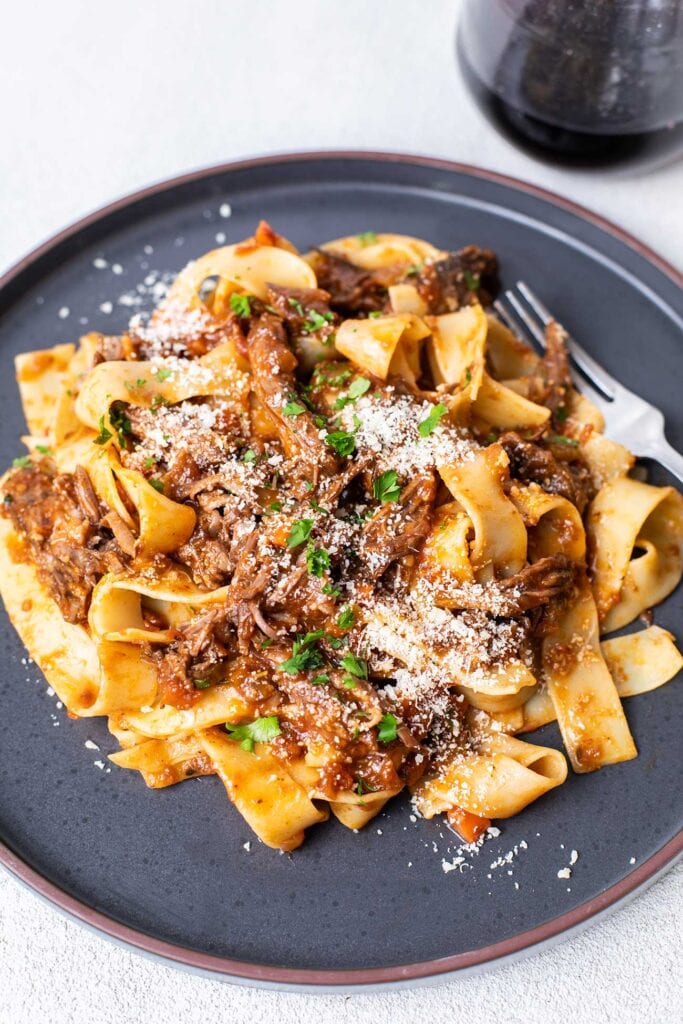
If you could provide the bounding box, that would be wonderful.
[457,0,683,169]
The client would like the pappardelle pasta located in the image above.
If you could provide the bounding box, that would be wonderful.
[2,221,681,851]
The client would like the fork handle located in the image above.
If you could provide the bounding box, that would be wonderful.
[640,436,683,485]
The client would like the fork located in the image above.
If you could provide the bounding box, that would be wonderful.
[493,281,683,485]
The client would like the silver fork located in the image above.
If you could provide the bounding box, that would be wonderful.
[494,281,683,484]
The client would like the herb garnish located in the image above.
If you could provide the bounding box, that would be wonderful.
[306,543,331,577]
[302,310,334,334]
[357,231,378,246]
[283,399,306,417]
[463,270,480,291]
[287,518,314,548]
[155,367,172,382]
[12,455,31,468]
[230,293,252,318]
[547,434,579,447]
[373,469,401,504]
[224,716,281,752]
[279,631,325,675]
[337,607,355,631]
[377,713,398,743]
[148,478,165,493]
[325,430,356,457]
[334,377,371,410]
[418,402,447,437]
[93,416,113,446]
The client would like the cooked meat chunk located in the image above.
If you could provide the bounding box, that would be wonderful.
[2,463,128,623]
[247,314,338,486]
[359,472,436,580]
[437,555,575,616]
[499,431,594,512]
[266,284,335,334]
[415,245,499,314]
[311,250,403,314]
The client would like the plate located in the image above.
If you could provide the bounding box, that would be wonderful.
[0,153,681,990]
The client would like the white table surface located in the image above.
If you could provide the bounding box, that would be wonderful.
[1,2,681,1021]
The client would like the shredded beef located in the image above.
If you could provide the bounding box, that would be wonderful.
[415,245,499,314]
[2,463,128,623]
[359,472,436,581]
[438,555,575,616]
[311,250,403,314]
[499,431,594,512]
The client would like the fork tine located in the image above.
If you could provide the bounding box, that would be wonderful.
[497,289,611,418]
[493,298,540,352]
[504,290,547,349]
[516,281,617,400]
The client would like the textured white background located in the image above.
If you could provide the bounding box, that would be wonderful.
[1,2,681,1022]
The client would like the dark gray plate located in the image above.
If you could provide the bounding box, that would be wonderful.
[0,154,681,989]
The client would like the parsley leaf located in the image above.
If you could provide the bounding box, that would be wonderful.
[357,231,378,247]
[35,445,52,455]
[12,455,31,468]
[279,631,325,674]
[418,402,447,437]
[325,430,356,457]
[230,293,252,318]
[287,518,314,548]
[144,456,156,469]
[302,310,334,334]
[368,311,382,319]
[556,406,568,422]
[340,653,368,680]
[308,498,328,515]
[194,678,212,690]
[337,607,355,631]
[155,367,172,382]
[463,270,480,291]
[225,715,281,753]
[334,376,371,410]
[287,297,304,315]
[109,404,132,448]
[311,673,330,686]
[93,415,113,446]
[547,434,579,447]
[241,449,257,464]
[323,583,342,599]
[373,469,401,504]
[148,478,165,493]
[306,543,331,577]
[283,399,306,417]
[377,713,398,743]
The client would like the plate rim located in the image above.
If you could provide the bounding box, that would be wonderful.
[1,149,681,988]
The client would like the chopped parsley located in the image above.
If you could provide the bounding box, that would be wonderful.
[287,518,314,548]
[194,678,212,690]
[463,269,480,291]
[335,376,371,410]
[325,430,356,457]
[155,367,172,382]
[418,402,447,437]
[307,543,331,577]
[287,296,304,315]
[283,399,306,417]
[279,631,325,675]
[241,449,257,464]
[224,715,281,752]
[12,455,31,468]
[323,583,342,599]
[311,673,330,686]
[373,469,401,504]
[150,394,169,414]
[229,292,252,318]
[337,607,355,631]
[93,416,113,446]
[556,405,568,422]
[368,311,382,319]
[125,378,147,392]
[148,478,165,493]
[3,494,13,505]
[260,637,274,648]
[377,713,398,743]
[547,434,579,447]
[308,498,328,515]
[302,309,334,334]
[109,404,132,448]
[35,445,52,455]
[144,456,156,469]
[340,652,368,680]
[357,231,378,247]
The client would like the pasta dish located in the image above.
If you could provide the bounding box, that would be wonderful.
[1,223,681,851]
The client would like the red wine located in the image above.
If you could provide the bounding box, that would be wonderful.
[457,0,683,169]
